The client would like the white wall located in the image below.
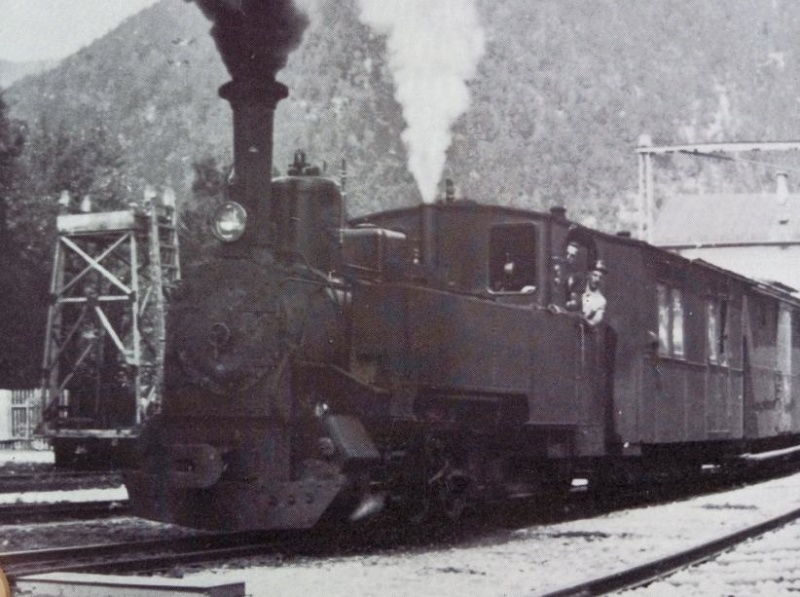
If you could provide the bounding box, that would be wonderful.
[674,245,800,292]
[0,390,11,441]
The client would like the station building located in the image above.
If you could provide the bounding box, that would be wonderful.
[652,173,800,293]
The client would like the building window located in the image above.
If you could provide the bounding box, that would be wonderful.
[489,223,538,292]
[658,283,685,358]
[707,298,729,365]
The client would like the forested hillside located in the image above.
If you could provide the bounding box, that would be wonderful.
[9,0,800,223]
[2,0,800,385]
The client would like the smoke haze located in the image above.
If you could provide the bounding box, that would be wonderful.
[191,0,309,83]
[356,0,485,202]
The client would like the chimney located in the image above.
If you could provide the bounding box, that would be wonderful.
[219,80,288,248]
[777,171,790,225]
[550,206,567,221]
[777,172,789,206]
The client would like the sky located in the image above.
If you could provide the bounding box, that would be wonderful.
[0,0,160,62]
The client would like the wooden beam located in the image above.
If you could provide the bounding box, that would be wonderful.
[15,573,245,597]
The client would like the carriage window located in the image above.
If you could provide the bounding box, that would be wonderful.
[658,283,685,358]
[489,223,537,292]
[778,304,792,373]
[707,298,729,364]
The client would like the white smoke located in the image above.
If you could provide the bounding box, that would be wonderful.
[356,0,485,202]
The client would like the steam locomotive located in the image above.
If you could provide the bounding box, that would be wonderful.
[125,79,800,532]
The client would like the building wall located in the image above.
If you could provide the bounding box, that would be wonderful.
[0,390,10,442]
[673,245,800,292]
[0,389,40,443]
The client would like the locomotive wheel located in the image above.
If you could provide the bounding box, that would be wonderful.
[406,469,470,524]
[437,474,469,522]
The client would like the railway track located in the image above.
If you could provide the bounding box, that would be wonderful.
[0,470,121,493]
[540,504,800,596]
[0,499,129,524]
[1,531,284,584]
[626,518,800,594]
[3,464,799,594]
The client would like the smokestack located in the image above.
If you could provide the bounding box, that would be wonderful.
[191,0,309,248]
[220,80,288,247]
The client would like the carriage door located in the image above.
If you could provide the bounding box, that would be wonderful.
[706,297,732,438]
[575,322,616,455]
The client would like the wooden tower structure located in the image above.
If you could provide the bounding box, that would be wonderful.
[39,189,180,467]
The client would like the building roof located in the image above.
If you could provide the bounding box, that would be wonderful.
[652,192,800,246]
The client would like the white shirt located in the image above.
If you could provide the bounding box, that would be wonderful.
[582,288,606,326]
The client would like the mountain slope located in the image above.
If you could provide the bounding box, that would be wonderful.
[8,0,800,227]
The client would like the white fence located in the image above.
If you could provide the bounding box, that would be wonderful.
[0,389,44,448]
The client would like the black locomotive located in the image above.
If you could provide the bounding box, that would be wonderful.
[125,74,800,532]
[127,165,800,530]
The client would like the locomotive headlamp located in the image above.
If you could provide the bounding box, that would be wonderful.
[211,201,247,242]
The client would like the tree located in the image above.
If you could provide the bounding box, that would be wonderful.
[0,93,25,256]
[8,115,127,278]
[1,111,127,387]
[0,93,33,387]
[182,155,228,264]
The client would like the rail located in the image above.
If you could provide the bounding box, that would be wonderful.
[540,504,800,596]
[0,500,129,524]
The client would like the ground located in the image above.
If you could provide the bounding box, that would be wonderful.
[5,449,800,596]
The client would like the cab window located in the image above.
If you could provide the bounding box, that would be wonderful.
[489,223,537,292]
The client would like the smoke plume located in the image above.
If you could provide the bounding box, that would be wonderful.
[191,0,309,84]
[356,0,485,202]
